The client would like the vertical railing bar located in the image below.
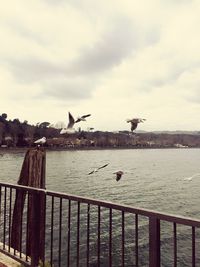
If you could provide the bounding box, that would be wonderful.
[109,208,112,267]
[77,201,80,267]
[87,204,90,267]
[3,186,7,250]
[0,186,1,211]
[41,191,46,265]
[149,216,160,267]
[58,197,62,267]
[135,214,138,267]
[67,199,71,267]
[97,206,101,267]
[173,222,177,267]
[50,196,54,267]
[122,210,125,267]
[0,186,1,247]
[26,192,30,262]
[8,188,12,253]
[0,185,1,227]
[19,190,23,258]
[14,189,16,256]
[192,226,195,267]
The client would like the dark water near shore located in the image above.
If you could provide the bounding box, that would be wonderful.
[0,148,200,266]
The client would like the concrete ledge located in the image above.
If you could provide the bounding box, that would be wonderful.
[0,253,19,267]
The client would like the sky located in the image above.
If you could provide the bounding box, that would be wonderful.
[1,0,200,132]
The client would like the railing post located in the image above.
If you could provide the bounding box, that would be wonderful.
[149,216,160,267]
[30,190,46,267]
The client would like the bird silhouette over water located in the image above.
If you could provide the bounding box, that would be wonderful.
[126,118,146,132]
[88,163,109,175]
[113,171,124,181]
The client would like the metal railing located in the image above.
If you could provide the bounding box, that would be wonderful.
[0,182,200,266]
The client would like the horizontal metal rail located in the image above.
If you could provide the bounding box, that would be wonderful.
[1,181,200,227]
[0,182,199,266]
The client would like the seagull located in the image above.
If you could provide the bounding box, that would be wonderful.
[113,171,124,181]
[183,173,200,181]
[34,137,46,145]
[126,118,146,132]
[88,163,109,175]
[75,114,91,123]
[60,112,76,134]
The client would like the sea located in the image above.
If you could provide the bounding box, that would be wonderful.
[0,148,200,266]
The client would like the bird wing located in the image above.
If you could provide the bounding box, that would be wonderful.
[75,117,81,123]
[67,112,75,128]
[75,114,91,123]
[81,114,91,119]
[34,138,41,143]
[87,168,98,175]
[116,174,122,181]
[131,122,138,131]
[87,170,95,175]
[97,163,109,170]
[138,118,146,122]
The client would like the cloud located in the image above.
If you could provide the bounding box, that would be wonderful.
[41,77,94,100]
[4,57,66,83]
[68,18,137,74]
[176,68,200,103]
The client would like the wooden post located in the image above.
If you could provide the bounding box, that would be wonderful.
[11,148,46,266]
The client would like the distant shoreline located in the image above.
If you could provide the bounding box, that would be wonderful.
[0,145,198,153]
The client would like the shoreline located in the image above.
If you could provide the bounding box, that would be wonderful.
[0,145,199,153]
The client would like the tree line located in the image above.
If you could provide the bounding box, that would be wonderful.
[1,113,200,148]
[0,113,59,147]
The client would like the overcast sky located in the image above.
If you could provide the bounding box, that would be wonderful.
[1,0,200,132]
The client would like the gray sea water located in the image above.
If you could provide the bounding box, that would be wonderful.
[0,148,200,266]
[1,148,200,217]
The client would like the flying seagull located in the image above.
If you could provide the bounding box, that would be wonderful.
[183,173,200,181]
[75,114,91,123]
[113,171,124,181]
[126,118,146,132]
[88,163,109,175]
[34,137,46,145]
[60,112,76,134]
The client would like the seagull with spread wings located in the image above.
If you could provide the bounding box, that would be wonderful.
[126,118,146,132]
[60,112,91,134]
[60,112,76,134]
[88,163,109,175]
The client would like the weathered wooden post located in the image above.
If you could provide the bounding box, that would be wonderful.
[11,147,46,266]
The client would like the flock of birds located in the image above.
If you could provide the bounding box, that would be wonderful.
[58,112,146,135]
[33,112,146,181]
[34,112,146,144]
